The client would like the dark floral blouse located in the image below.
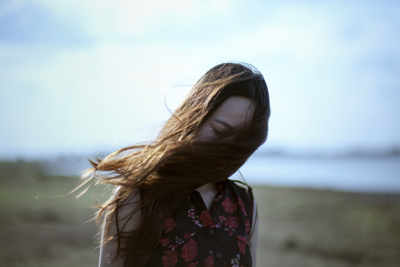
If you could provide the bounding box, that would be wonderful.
[145,179,255,267]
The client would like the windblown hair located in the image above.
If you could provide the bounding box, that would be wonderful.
[71,62,270,267]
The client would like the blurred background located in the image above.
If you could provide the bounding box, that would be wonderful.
[0,0,399,266]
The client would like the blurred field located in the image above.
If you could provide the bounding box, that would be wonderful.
[0,161,399,267]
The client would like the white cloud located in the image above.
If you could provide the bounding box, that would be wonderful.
[1,0,400,157]
[0,41,225,157]
[0,0,27,18]
[34,0,235,38]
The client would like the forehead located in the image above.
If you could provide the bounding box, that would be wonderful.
[210,96,255,128]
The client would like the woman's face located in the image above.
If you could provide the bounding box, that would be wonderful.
[197,96,256,142]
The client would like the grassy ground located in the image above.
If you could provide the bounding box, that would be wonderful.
[0,161,399,267]
[252,186,400,267]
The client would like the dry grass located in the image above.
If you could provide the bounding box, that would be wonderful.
[253,186,400,267]
[0,161,399,267]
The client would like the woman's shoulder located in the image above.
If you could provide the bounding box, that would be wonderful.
[226,179,255,215]
[227,179,254,198]
[110,186,142,230]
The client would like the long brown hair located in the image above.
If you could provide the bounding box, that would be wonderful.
[70,62,270,266]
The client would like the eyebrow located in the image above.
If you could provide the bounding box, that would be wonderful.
[212,118,234,130]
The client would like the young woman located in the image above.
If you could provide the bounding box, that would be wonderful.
[76,62,270,267]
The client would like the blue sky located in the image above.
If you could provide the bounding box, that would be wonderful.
[1,0,399,159]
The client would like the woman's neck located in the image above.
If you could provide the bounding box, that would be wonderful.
[195,182,217,193]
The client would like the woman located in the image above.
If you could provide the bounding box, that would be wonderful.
[75,62,270,267]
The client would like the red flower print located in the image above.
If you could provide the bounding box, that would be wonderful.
[188,208,196,219]
[181,239,198,262]
[204,255,214,267]
[168,244,178,250]
[184,233,191,239]
[225,216,239,229]
[222,197,237,214]
[163,216,177,233]
[236,236,248,254]
[238,197,247,216]
[200,210,214,228]
[160,237,169,247]
[215,194,223,203]
[188,263,198,267]
[162,250,178,267]
[175,236,185,245]
[245,219,250,234]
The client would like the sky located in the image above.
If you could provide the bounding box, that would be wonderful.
[0,0,399,159]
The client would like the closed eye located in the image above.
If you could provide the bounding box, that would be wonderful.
[212,127,222,134]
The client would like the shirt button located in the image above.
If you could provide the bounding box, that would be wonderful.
[216,252,222,258]
[209,229,214,235]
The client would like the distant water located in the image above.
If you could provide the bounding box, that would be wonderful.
[43,156,400,193]
[241,156,400,193]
